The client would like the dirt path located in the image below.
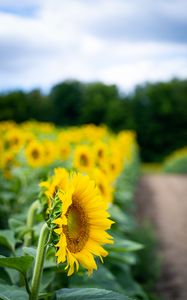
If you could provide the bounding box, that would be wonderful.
[135,175,187,300]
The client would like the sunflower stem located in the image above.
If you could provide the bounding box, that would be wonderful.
[24,200,40,247]
[29,223,49,300]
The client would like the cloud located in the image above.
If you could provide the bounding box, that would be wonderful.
[79,0,187,43]
[0,0,187,91]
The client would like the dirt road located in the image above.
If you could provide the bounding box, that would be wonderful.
[135,175,187,300]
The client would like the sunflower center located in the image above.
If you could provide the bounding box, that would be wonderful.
[32,149,39,159]
[98,149,103,158]
[98,183,105,196]
[12,137,19,145]
[80,154,88,166]
[110,163,116,171]
[63,203,89,253]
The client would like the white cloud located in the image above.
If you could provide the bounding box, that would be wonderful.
[0,0,187,91]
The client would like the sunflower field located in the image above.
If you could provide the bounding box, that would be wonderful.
[0,121,150,300]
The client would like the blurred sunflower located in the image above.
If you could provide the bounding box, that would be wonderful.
[53,171,114,276]
[73,145,94,173]
[90,168,113,204]
[58,141,71,161]
[109,156,123,180]
[5,128,24,152]
[25,140,45,168]
[1,149,19,178]
[43,140,56,165]
[40,168,69,211]
[93,141,108,165]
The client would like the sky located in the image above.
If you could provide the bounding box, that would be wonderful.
[0,0,187,92]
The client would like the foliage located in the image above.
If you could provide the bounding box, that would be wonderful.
[50,81,85,125]
[131,224,161,300]
[162,147,187,173]
[132,79,187,161]
[1,78,187,161]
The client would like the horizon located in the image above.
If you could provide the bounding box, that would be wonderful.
[0,76,185,97]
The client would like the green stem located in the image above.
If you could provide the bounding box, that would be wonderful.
[24,200,40,247]
[24,275,31,295]
[29,223,49,300]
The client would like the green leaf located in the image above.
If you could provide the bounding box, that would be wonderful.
[107,238,144,253]
[8,218,27,238]
[108,252,137,265]
[0,255,34,276]
[0,283,28,300]
[0,268,12,285]
[8,218,25,232]
[110,264,148,300]
[4,268,19,286]
[56,288,133,300]
[22,247,37,258]
[70,265,123,293]
[40,268,55,292]
[0,230,16,253]
[109,205,126,224]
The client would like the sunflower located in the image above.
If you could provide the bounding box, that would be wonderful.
[73,145,94,173]
[25,140,45,168]
[93,141,108,166]
[40,168,69,211]
[5,128,24,152]
[57,141,71,161]
[109,155,123,181]
[52,170,113,276]
[1,149,18,178]
[43,140,56,165]
[89,168,113,204]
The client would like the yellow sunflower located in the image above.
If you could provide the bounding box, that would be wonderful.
[40,168,69,211]
[43,140,56,165]
[5,128,24,152]
[1,149,19,178]
[93,141,108,166]
[25,140,45,168]
[73,145,94,173]
[52,171,114,276]
[57,141,71,161]
[89,168,113,204]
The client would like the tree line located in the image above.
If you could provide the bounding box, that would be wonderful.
[0,79,187,162]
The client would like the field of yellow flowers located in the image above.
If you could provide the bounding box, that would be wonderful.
[0,121,148,300]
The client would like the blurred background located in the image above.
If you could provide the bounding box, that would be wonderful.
[0,0,187,161]
[0,2,187,300]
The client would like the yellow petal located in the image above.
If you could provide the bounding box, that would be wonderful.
[54,228,62,235]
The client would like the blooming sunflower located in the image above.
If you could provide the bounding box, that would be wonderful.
[93,141,108,166]
[89,168,113,205]
[73,145,94,173]
[58,141,71,161]
[25,140,45,168]
[40,168,69,211]
[5,128,24,152]
[43,140,56,165]
[52,171,114,276]
[1,149,18,178]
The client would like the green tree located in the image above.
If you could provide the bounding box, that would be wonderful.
[105,98,134,132]
[132,79,187,161]
[50,80,85,125]
[26,89,52,122]
[0,91,28,122]
[81,82,119,125]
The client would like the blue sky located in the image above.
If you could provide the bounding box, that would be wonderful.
[0,0,187,91]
